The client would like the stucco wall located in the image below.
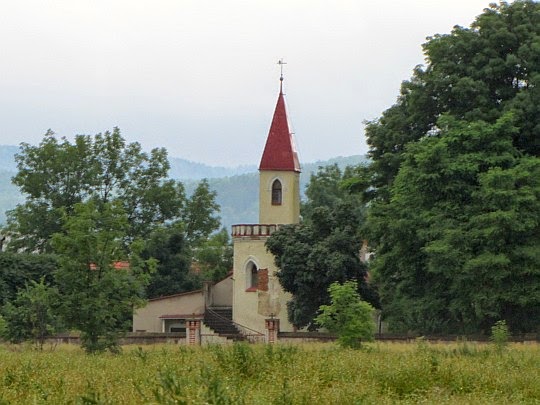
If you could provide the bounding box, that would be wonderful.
[133,291,204,333]
[259,170,300,225]
[232,237,294,334]
[209,275,233,307]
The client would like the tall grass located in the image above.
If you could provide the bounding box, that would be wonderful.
[0,341,538,404]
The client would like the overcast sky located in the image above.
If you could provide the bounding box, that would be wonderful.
[0,0,493,166]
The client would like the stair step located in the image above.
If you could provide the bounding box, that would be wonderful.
[203,308,244,340]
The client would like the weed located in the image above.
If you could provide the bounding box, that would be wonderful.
[491,320,510,352]
[153,368,188,405]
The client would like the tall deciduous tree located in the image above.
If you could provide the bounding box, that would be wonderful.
[6,128,185,252]
[364,1,540,200]
[52,201,154,353]
[362,1,540,334]
[142,224,199,299]
[369,115,540,334]
[0,252,57,307]
[194,228,233,282]
[302,164,365,221]
[183,179,221,246]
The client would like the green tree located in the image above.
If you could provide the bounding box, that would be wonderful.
[316,281,375,348]
[364,1,540,201]
[6,128,185,252]
[1,278,61,349]
[183,179,221,246]
[142,223,200,298]
[0,252,57,307]
[52,201,153,353]
[368,114,540,334]
[194,228,233,282]
[361,1,540,335]
[301,164,366,221]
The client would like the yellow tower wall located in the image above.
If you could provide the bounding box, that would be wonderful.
[258,170,300,224]
[232,235,295,333]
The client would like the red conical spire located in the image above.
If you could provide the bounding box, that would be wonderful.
[259,77,301,172]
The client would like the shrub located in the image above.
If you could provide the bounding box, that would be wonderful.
[316,280,375,348]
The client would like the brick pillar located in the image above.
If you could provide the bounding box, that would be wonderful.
[265,317,280,344]
[187,318,202,345]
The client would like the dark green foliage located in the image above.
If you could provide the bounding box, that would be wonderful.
[142,224,201,299]
[0,252,57,307]
[301,164,366,221]
[194,229,233,282]
[52,201,153,353]
[1,278,61,348]
[182,179,221,246]
[364,1,540,200]
[363,1,540,334]
[267,165,376,329]
[368,114,540,334]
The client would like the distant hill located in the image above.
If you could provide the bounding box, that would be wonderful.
[185,155,369,230]
[0,144,368,229]
[0,144,257,181]
[0,145,19,172]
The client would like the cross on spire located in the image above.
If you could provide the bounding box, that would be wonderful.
[278,59,287,93]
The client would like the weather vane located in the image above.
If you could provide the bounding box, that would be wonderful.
[278,59,287,81]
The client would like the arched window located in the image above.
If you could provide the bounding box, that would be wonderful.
[271,179,282,205]
[246,261,258,290]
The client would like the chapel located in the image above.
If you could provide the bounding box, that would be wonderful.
[133,72,301,340]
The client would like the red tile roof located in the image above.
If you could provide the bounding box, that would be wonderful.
[89,261,130,271]
[259,87,301,172]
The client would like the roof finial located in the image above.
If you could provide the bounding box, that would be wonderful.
[278,58,287,93]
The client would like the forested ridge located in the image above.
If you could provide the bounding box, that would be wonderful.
[0,144,367,229]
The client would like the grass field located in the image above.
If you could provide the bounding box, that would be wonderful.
[0,341,538,404]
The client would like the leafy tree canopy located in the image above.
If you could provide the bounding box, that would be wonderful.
[142,223,200,299]
[52,201,154,353]
[1,278,61,349]
[0,252,57,307]
[363,1,540,199]
[316,281,375,348]
[361,1,540,335]
[6,128,185,252]
[183,179,221,246]
[369,114,540,334]
[193,228,233,283]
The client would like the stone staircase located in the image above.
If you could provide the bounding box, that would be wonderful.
[203,307,245,341]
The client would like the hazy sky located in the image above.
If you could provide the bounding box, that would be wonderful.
[0,0,493,166]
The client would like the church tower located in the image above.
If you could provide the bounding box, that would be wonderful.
[258,75,301,225]
[231,68,300,334]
